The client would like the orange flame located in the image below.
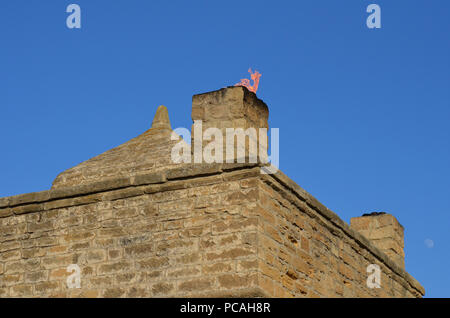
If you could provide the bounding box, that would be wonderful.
[235,68,261,93]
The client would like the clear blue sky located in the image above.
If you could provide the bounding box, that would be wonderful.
[1,1,449,297]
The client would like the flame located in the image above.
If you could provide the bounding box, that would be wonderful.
[235,68,261,93]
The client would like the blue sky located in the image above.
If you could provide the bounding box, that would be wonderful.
[1,1,449,297]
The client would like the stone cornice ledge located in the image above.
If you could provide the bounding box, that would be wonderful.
[0,163,255,216]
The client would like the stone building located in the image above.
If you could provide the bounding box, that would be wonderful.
[0,86,424,297]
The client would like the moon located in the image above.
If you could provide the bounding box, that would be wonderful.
[424,239,434,248]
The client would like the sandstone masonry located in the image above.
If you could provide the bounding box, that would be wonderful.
[0,87,424,297]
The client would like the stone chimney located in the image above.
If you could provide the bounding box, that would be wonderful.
[350,212,405,268]
[191,86,269,164]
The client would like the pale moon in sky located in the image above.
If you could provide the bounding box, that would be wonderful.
[424,239,434,248]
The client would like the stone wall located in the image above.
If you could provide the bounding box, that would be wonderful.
[0,86,424,297]
[0,164,264,297]
[257,171,423,297]
[0,163,424,297]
